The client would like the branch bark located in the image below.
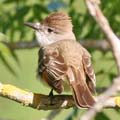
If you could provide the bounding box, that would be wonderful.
[80,0,120,120]
[0,82,120,110]
[85,0,120,73]
[2,39,110,52]
[0,82,74,110]
[81,76,120,120]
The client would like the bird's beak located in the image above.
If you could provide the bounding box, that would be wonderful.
[24,22,40,30]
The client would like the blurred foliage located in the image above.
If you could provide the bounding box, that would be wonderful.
[65,108,78,120]
[0,0,120,41]
[95,112,110,120]
[0,0,120,120]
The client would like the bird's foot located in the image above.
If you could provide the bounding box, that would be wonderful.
[48,89,54,105]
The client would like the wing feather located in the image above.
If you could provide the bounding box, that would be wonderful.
[67,67,95,108]
[82,48,96,93]
[37,47,67,93]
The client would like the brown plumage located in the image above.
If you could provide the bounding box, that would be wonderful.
[24,12,96,108]
[37,40,96,108]
[41,12,73,32]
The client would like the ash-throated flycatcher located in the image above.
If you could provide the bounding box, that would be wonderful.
[24,12,96,108]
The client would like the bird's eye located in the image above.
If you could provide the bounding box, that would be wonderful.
[47,28,53,33]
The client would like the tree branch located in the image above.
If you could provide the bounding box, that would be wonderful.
[85,0,120,73]
[0,82,120,110]
[0,82,74,110]
[80,0,120,119]
[81,76,120,120]
[2,40,39,50]
[2,39,110,52]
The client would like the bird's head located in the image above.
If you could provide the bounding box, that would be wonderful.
[24,12,75,46]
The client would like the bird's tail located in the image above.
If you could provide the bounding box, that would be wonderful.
[67,67,95,108]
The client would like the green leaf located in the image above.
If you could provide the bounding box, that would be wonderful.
[95,112,110,120]
[0,32,7,41]
[10,50,20,66]
[0,41,18,75]
[3,0,26,4]
[65,108,78,120]
[0,42,11,55]
[0,52,17,76]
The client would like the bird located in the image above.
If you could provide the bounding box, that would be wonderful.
[24,12,96,108]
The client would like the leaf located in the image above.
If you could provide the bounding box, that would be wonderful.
[33,4,49,20]
[65,108,78,120]
[0,32,7,41]
[69,0,74,5]
[109,73,117,83]
[3,0,25,4]
[10,50,20,66]
[0,42,18,75]
[95,112,110,120]
[0,52,17,76]
[0,42,11,55]
[15,6,30,20]
[114,107,120,113]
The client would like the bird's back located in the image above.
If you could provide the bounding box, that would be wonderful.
[46,39,86,68]
[43,39,96,108]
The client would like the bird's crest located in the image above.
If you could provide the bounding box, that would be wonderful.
[41,12,73,32]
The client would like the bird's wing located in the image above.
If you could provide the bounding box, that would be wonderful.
[37,47,67,93]
[82,48,96,93]
[67,66,95,108]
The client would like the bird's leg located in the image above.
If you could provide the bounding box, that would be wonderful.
[48,89,54,105]
[49,89,54,97]
[36,89,54,109]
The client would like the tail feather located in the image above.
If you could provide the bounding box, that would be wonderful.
[67,67,95,108]
[72,83,95,108]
